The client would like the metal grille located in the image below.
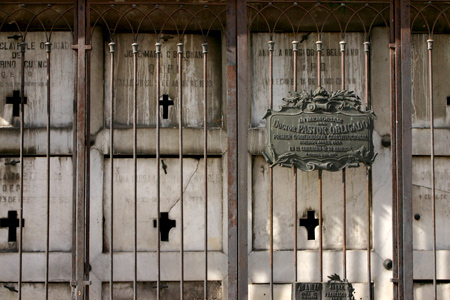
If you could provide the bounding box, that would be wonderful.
[0,1,449,300]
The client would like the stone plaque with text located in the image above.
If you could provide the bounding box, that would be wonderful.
[263,87,376,171]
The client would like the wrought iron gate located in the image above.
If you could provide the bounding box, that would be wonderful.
[0,1,449,300]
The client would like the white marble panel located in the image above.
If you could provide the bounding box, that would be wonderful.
[104,33,222,128]
[251,32,366,127]
[0,157,72,252]
[103,158,223,252]
[0,32,74,127]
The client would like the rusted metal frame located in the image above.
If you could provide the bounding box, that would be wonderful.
[178,41,185,300]
[292,39,299,283]
[427,38,437,300]
[389,1,398,299]
[18,39,26,300]
[85,6,92,297]
[108,40,115,300]
[132,41,138,300]
[340,39,347,280]
[237,2,249,298]
[268,38,274,300]
[202,41,209,300]
[226,0,239,298]
[45,40,52,300]
[395,0,414,299]
[316,38,323,283]
[73,0,89,298]
[364,40,373,299]
[155,41,162,300]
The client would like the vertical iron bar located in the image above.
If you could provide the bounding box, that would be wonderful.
[292,40,299,283]
[155,41,162,300]
[226,1,238,298]
[427,38,437,300]
[18,40,26,300]
[178,42,184,300]
[74,1,88,298]
[236,2,249,298]
[85,14,91,298]
[268,39,274,300]
[318,169,323,282]
[202,42,209,300]
[108,40,115,300]
[400,1,413,298]
[132,41,138,300]
[364,41,373,300]
[45,41,52,300]
[316,39,323,283]
[316,40,322,87]
[340,39,347,280]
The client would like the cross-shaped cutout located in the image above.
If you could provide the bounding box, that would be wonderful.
[159,94,174,119]
[299,210,319,240]
[6,90,27,117]
[0,211,25,242]
[153,212,176,242]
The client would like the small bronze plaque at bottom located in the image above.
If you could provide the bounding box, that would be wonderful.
[292,281,355,300]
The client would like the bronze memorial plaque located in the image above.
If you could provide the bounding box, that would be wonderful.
[263,87,376,172]
[292,275,356,300]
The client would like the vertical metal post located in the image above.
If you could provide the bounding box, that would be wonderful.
[155,41,162,300]
[132,41,138,300]
[18,40,26,300]
[427,38,437,300]
[364,40,373,300]
[108,40,115,300]
[237,2,249,297]
[45,41,52,300]
[316,39,323,283]
[226,1,238,298]
[340,39,347,280]
[202,42,209,300]
[268,39,275,300]
[292,40,299,283]
[178,42,185,300]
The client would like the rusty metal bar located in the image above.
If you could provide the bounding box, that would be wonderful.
[18,40,26,300]
[74,0,88,298]
[85,13,91,297]
[398,0,413,298]
[340,39,347,280]
[132,41,138,300]
[237,2,249,297]
[178,42,185,300]
[364,40,373,300]
[316,40,323,87]
[427,38,437,300]
[268,39,275,300]
[108,40,115,300]
[155,41,162,300]
[389,41,398,300]
[226,0,238,298]
[292,39,299,283]
[318,169,323,282]
[45,41,52,300]
[202,42,209,300]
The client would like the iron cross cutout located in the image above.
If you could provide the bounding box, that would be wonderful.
[153,212,176,242]
[6,90,27,117]
[159,94,174,119]
[300,210,319,240]
[0,211,25,242]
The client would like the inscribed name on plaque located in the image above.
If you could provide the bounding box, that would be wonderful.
[0,157,73,251]
[252,32,365,126]
[105,33,222,127]
[263,88,376,172]
[103,158,223,252]
[293,277,356,300]
[0,32,74,127]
